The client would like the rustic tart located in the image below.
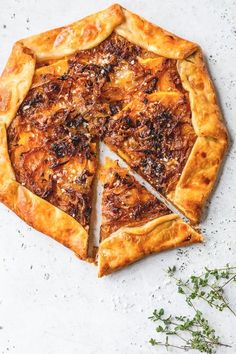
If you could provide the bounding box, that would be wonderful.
[0,4,227,274]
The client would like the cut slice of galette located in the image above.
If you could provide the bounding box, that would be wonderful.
[97,159,203,277]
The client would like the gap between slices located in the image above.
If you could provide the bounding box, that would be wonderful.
[96,158,203,277]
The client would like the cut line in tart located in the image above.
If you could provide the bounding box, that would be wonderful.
[0,4,228,272]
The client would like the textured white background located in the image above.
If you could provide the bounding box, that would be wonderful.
[0,1,236,353]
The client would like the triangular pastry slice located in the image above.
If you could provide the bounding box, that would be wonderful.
[97,159,203,277]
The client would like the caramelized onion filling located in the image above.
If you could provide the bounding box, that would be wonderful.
[7,33,195,227]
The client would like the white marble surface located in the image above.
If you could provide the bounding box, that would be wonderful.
[0,1,236,353]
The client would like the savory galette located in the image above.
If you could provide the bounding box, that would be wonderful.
[0,4,227,275]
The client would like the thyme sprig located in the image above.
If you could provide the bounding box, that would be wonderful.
[149,308,231,353]
[149,265,235,352]
[167,265,236,316]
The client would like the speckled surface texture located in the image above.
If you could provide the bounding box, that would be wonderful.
[0,1,236,353]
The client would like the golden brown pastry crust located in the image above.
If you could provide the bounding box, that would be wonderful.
[168,136,227,223]
[98,214,203,277]
[0,123,88,259]
[115,7,198,59]
[177,50,227,139]
[0,43,36,127]
[20,4,124,61]
[169,50,228,223]
[0,3,227,265]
